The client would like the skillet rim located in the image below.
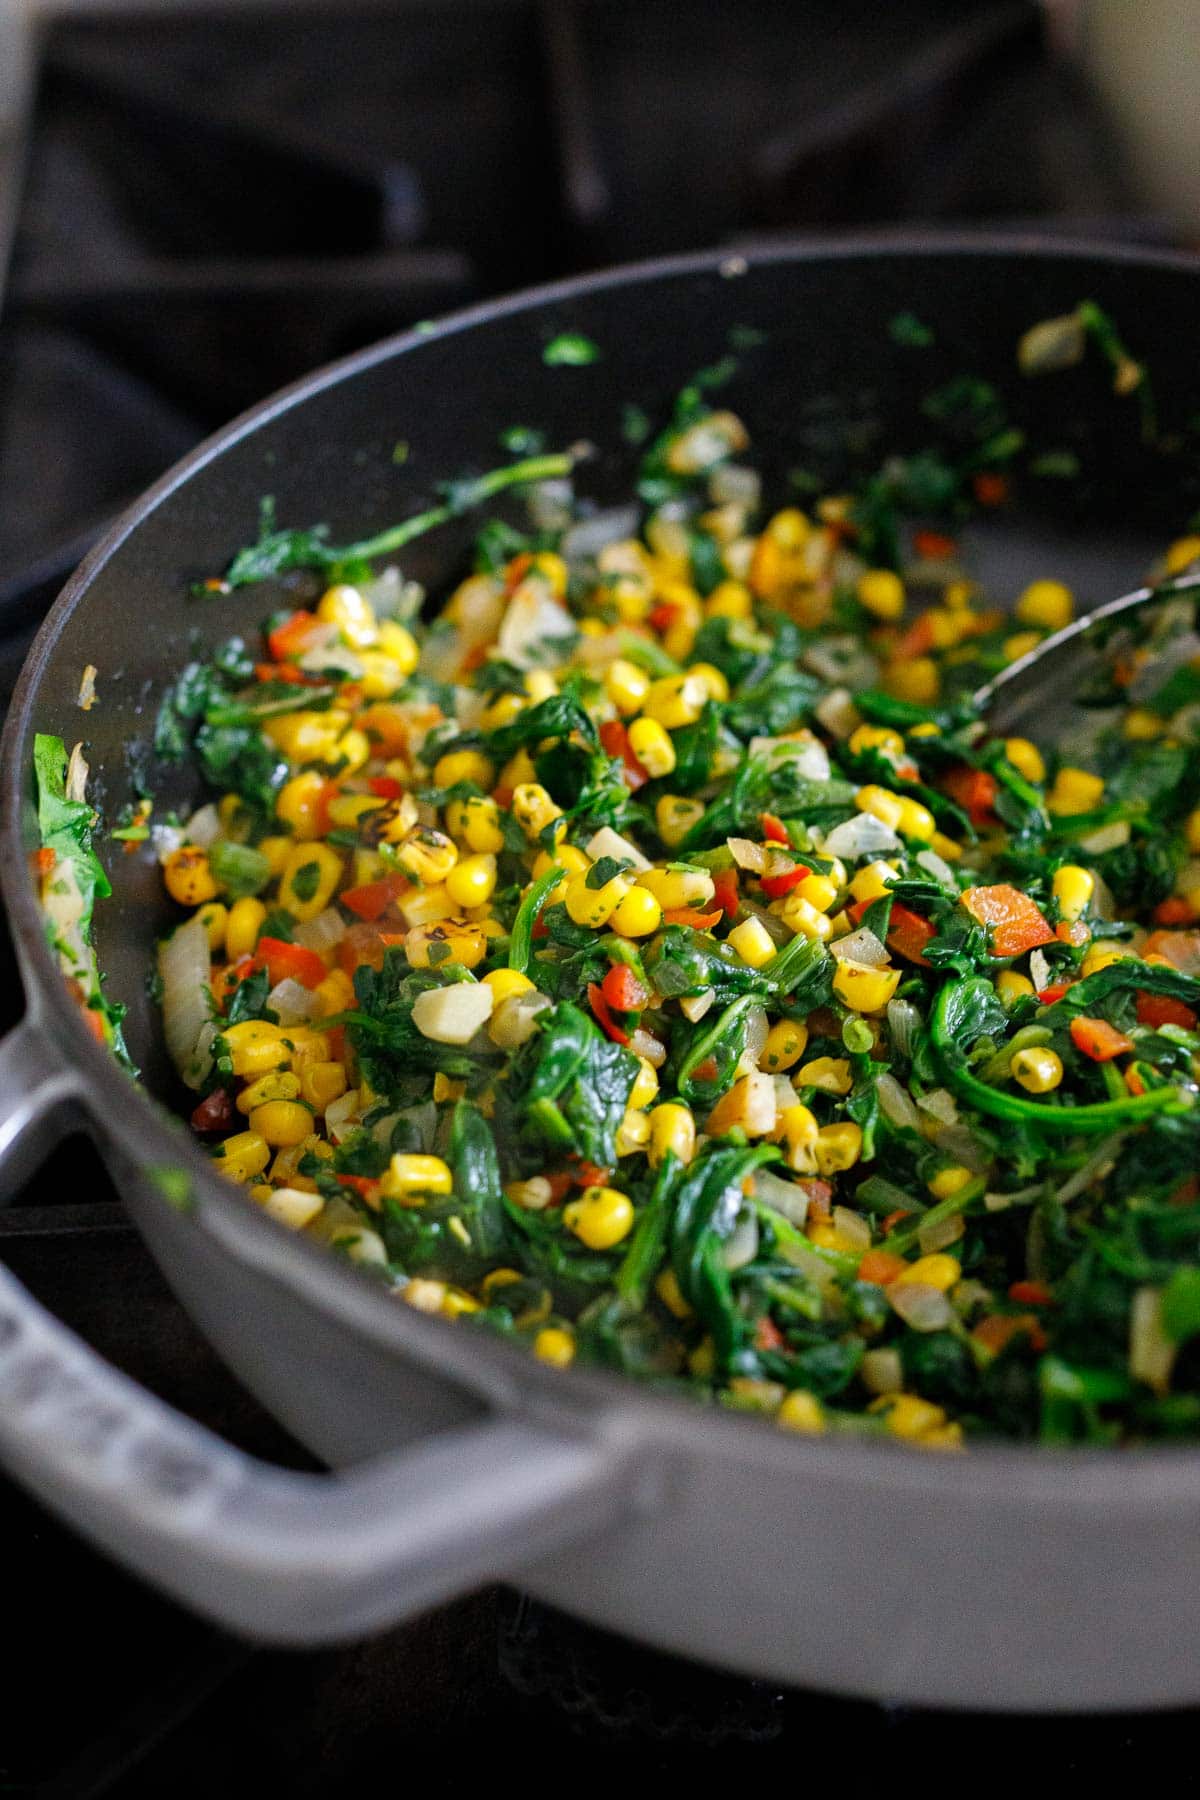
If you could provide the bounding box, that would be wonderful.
[5,230,1200,1489]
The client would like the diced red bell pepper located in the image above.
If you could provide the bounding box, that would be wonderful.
[313,779,341,837]
[797,1178,833,1219]
[760,862,809,900]
[1009,1279,1054,1307]
[1037,981,1074,1004]
[881,1208,911,1235]
[337,1174,381,1208]
[857,1250,907,1286]
[961,883,1055,958]
[692,1056,720,1083]
[267,609,325,664]
[368,774,405,800]
[190,1089,233,1133]
[531,912,550,939]
[894,612,937,659]
[754,1315,786,1352]
[942,765,999,827]
[972,471,1009,508]
[587,981,631,1045]
[1137,991,1199,1031]
[1152,896,1196,927]
[340,872,408,921]
[760,812,789,844]
[600,962,649,1012]
[34,846,56,876]
[973,1313,1046,1355]
[253,936,328,990]
[1069,1016,1133,1062]
[544,1171,574,1203]
[572,1160,614,1189]
[662,906,724,929]
[848,897,934,965]
[647,601,680,632]
[913,529,958,560]
[712,867,740,920]
[599,718,648,790]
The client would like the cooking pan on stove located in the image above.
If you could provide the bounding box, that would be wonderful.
[2,239,1200,1712]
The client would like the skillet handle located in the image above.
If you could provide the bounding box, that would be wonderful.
[0,1021,635,1643]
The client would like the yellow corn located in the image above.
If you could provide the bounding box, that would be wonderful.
[726,916,777,968]
[404,921,487,970]
[777,892,833,941]
[856,568,905,620]
[927,1165,974,1200]
[1011,1046,1063,1093]
[778,1103,819,1174]
[236,1069,300,1114]
[279,841,343,921]
[512,783,563,840]
[483,968,535,1005]
[533,1327,576,1367]
[563,1185,635,1250]
[615,1108,652,1155]
[796,1056,852,1095]
[886,657,939,704]
[1004,737,1045,784]
[604,658,651,715]
[997,969,1034,1006]
[848,860,897,904]
[1048,766,1104,816]
[655,794,706,847]
[761,1019,808,1071]
[214,1130,270,1184]
[196,901,228,951]
[875,1394,949,1441]
[1165,534,1200,576]
[894,797,935,841]
[704,578,753,620]
[275,770,328,839]
[610,884,663,938]
[635,866,715,911]
[655,1267,692,1319]
[856,785,904,830]
[261,709,344,763]
[325,793,386,830]
[446,794,506,855]
[1052,864,1094,923]
[252,1185,324,1232]
[446,853,498,909]
[223,1020,289,1078]
[313,968,356,1015]
[627,716,676,778]
[1016,578,1073,632]
[1081,943,1132,979]
[849,724,905,759]
[687,661,730,702]
[392,826,459,884]
[479,691,525,731]
[628,1057,660,1110]
[642,673,708,729]
[831,958,901,1015]
[648,1102,696,1167]
[1122,708,1164,741]
[317,582,376,647]
[777,1389,825,1433]
[163,846,218,906]
[895,1254,961,1291]
[792,872,839,913]
[814,1121,863,1176]
[299,1061,348,1112]
[248,1100,313,1148]
[434,747,495,790]
[282,1026,330,1070]
[381,1153,454,1201]
[1003,630,1042,664]
[565,871,632,928]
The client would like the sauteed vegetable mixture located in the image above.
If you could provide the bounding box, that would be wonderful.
[37,305,1200,1447]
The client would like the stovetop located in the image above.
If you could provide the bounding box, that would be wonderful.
[0,3,1194,1788]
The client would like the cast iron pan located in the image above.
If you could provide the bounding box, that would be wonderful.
[2,238,1200,1711]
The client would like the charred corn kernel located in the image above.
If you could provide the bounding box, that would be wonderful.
[381,1153,454,1201]
[1003,630,1042,664]
[1052,864,1094,922]
[451,794,505,855]
[876,1394,948,1440]
[534,1326,576,1367]
[312,968,357,1013]
[299,1061,348,1112]
[484,968,535,1005]
[248,1100,313,1148]
[434,747,496,790]
[236,1069,300,1114]
[374,618,420,674]
[848,724,905,759]
[930,831,962,862]
[317,582,376,647]
[779,892,833,941]
[687,661,730,702]
[615,1108,652,1155]
[196,901,228,951]
[325,793,386,830]
[280,841,343,921]
[762,1019,808,1071]
[610,884,663,938]
[512,783,563,839]
[627,716,676,778]
[997,969,1035,1005]
[1186,809,1200,856]
[215,1130,270,1184]
[928,1165,974,1201]
[1016,578,1073,632]
[446,852,497,909]
[814,1121,863,1176]
[1166,534,1200,576]
[564,872,631,928]
[1081,942,1131,979]
[1123,707,1164,741]
[727,916,777,968]
[649,1102,696,1167]
[642,673,708,729]
[831,958,901,1015]
[564,1186,635,1250]
[794,873,839,912]
[886,656,939,703]
[394,827,458,884]
[1004,737,1045,784]
[629,1057,660,1110]
[404,921,487,970]
[849,860,897,904]
[253,1185,324,1231]
[655,793,705,847]
[397,883,455,927]
[164,845,218,906]
[479,691,525,730]
[1012,1046,1063,1092]
[856,784,904,830]
[895,797,936,841]
[797,1056,852,1096]
[655,1267,692,1318]
[636,866,715,911]
[261,709,343,762]
[223,1020,289,1077]
[704,578,753,619]
[276,770,328,839]
[895,1253,962,1291]
[856,568,905,621]
[604,658,651,715]
[777,1390,825,1434]
[779,1103,819,1173]
[1048,766,1104,816]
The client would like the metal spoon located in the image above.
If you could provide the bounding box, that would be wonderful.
[972,566,1200,735]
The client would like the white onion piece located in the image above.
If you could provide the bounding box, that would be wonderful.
[931,1124,990,1171]
[158,915,216,1090]
[833,1206,871,1251]
[742,1005,769,1068]
[819,812,901,860]
[917,1211,966,1254]
[888,1282,954,1332]
[293,907,347,953]
[268,978,317,1027]
[152,822,186,864]
[527,477,574,533]
[813,687,861,740]
[630,1027,667,1068]
[497,581,572,669]
[183,803,221,849]
[1130,1287,1175,1395]
[739,898,790,945]
[65,742,90,804]
[680,991,715,1024]
[831,927,888,967]
[1079,820,1130,854]
[861,1348,904,1396]
[917,1088,958,1127]
[747,734,831,782]
[586,825,650,870]
[727,837,767,873]
[415,982,494,1045]
[915,847,957,889]
[709,463,761,508]
[720,1209,760,1271]
[1030,947,1052,993]
[561,505,640,563]
[487,990,549,1049]
[876,1072,920,1132]
[771,1073,800,1113]
[324,1088,364,1145]
[362,565,405,618]
[886,997,922,1061]
[298,642,363,679]
[753,1168,811,1225]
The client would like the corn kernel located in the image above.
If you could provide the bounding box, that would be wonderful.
[276,770,328,839]
[727,916,777,968]
[876,1394,949,1441]
[855,785,904,831]
[648,1102,696,1167]
[777,1390,825,1434]
[392,824,459,884]
[848,724,905,759]
[196,901,229,952]
[261,710,343,763]
[997,970,1035,1006]
[857,568,905,620]
[313,968,357,1015]
[930,831,962,862]
[778,1103,819,1173]
[778,893,833,941]
[604,658,651,716]
[655,794,705,847]
[253,1185,324,1231]
[563,1185,635,1250]
[381,1153,454,1202]
[317,582,376,647]
[927,1165,974,1200]
[248,1099,313,1148]
[1011,1046,1063,1093]
[655,1267,692,1318]
[615,1108,653,1155]
[223,1020,289,1078]
[687,661,730,702]
[886,657,939,704]
[1186,809,1200,856]
[236,1069,301,1114]
[299,1061,348,1112]
[610,884,663,938]
[512,783,563,839]
[282,1026,330,1070]
[163,845,218,907]
[214,1130,270,1184]
[1004,737,1045,784]
[636,866,715,911]
[325,793,386,830]
[279,841,343,922]
[627,716,676,778]
[447,794,506,855]
[434,747,496,790]
[1016,579,1073,633]
[1052,864,1094,923]
[479,691,525,731]
[629,1057,660,1110]
[484,968,535,1005]
[895,1253,961,1291]
[1003,630,1042,664]
[1081,942,1132,979]
[831,958,901,1015]
[1122,707,1164,741]
[796,1056,852,1096]
[534,1326,576,1367]
[762,1019,808,1071]
[642,673,708,730]
[446,852,498,909]
[334,727,370,774]
[849,860,897,904]
[1165,534,1200,577]
[1048,767,1104,816]
[895,797,936,841]
[404,922,487,970]
[704,578,753,620]
[814,1121,863,1176]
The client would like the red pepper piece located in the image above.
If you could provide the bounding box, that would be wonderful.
[252,937,327,990]
[1009,1279,1054,1307]
[267,609,324,664]
[942,765,999,827]
[599,717,649,791]
[587,981,631,1045]
[662,906,723,929]
[368,774,404,800]
[1136,991,1199,1031]
[190,1089,233,1134]
[712,867,740,920]
[760,811,789,844]
[600,962,649,1012]
[1069,1016,1134,1062]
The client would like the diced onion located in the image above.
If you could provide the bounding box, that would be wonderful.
[917,1088,958,1127]
[1079,820,1131,855]
[680,991,715,1024]
[630,1028,667,1068]
[917,1211,966,1254]
[1030,948,1052,993]
[743,1005,769,1067]
[885,997,922,1061]
[813,687,861,740]
[158,914,216,1091]
[1018,310,1086,375]
[1130,1287,1175,1396]
[487,990,549,1049]
[497,581,572,669]
[819,812,901,860]
[915,847,957,889]
[720,1208,760,1271]
[747,734,831,783]
[831,927,888,967]
[561,505,640,564]
[753,1167,811,1225]
[861,1348,904,1396]
[876,1072,920,1132]
[414,982,494,1045]
[930,1124,990,1171]
[833,1205,871,1251]
[586,826,650,870]
[65,742,90,804]
[738,899,789,945]
[293,907,347,953]
[709,463,761,507]
[325,1088,364,1145]
[527,477,574,533]
[888,1282,954,1332]
[727,837,767,873]
[152,822,186,863]
[267,978,317,1026]
[183,803,221,849]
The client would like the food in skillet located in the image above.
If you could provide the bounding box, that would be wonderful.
[37,306,1200,1449]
